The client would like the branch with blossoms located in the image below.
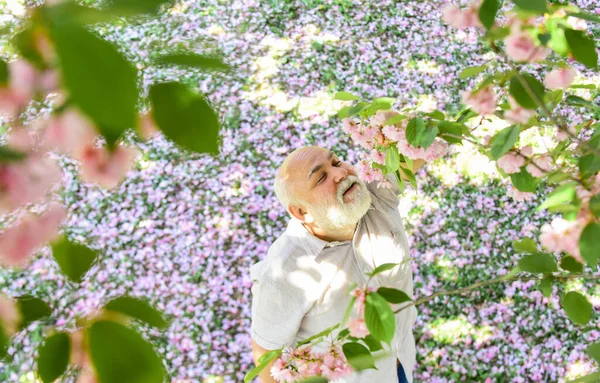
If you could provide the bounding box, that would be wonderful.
[0,0,231,382]
[245,1,600,382]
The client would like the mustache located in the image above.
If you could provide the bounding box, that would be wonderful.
[337,176,361,200]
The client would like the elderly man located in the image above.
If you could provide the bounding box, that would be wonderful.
[250,146,420,383]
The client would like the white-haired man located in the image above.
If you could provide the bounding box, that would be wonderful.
[250,146,421,383]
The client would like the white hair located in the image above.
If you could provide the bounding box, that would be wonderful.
[274,170,296,213]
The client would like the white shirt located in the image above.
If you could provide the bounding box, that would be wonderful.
[250,180,417,382]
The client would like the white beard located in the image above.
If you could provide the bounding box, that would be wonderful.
[308,175,372,233]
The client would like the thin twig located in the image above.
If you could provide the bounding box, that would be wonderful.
[395,272,599,314]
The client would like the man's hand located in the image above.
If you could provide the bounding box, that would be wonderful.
[251,337,279,383]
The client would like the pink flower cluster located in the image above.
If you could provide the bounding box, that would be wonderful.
[539,218,587,263]
[442,2,483,29]
[270,345,353,383]
[461,86,497,116]
[344,109,448,184]
[497,147,552,178]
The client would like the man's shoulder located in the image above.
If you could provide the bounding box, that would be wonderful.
[250,224,318,285]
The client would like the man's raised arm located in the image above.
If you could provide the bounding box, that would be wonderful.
[250,337,279,383]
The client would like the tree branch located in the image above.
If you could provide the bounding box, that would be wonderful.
[394,272,600,314]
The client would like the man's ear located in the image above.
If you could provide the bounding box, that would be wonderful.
[288,204,307,222]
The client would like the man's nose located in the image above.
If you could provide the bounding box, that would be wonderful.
[333,167,348,183]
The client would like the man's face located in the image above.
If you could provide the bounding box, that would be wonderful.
[287,147,371,231]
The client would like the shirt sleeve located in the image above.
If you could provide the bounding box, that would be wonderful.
[366,173,400,210]
[251,277,309,350]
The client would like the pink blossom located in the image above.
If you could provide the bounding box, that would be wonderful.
[504,31,549,62]
[442,3,482,29]
[371,109,401,127]
[539,218,586,262]
[70,330,90,368]
[370,149,386,165]
[0,295,21,335]
[321,345,353,381]
[76,368,98,383]
[342,118,360,135]
[0,60,39,118]
[348,318,370,338]
[504,97,535,125]
[544,67,577,90]
[6,128,40,153]
[382,123,406,141]
[0,155,62,213]
[526,155,552,178]
[423,140,448,161]
[0,202,66,268]
[397,140,426,160]
[508,189,535,202]
[76,144,138,189]
[462,86,497,115]
[556,126,576,142]
[497,153,525,174]
[43,109,98,154]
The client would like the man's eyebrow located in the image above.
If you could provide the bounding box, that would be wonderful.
[308,151,334,180]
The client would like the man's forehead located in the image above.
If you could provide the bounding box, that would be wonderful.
[280,147,335,182]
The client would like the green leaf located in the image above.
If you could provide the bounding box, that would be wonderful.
[371,97,395,110]
[12,26,46,70]
[50,22,138,147]
[561,291,593,325]
[154,53,229,72]
[490,125,520,160]
[105,0,175,16]
[338,106,352,119]
[437,121,466,144]
[44,2,116,25]
[297,324,339,347]
[419,123,438,149]
[456,109,479,123]
[511,0,548,14]
[104,296,168,329]
[51,237,98,283]
[459,64,488,80]
[362,334,383,352]
[16,295,51,329]
[560,255,584,273]
[567,12,600,24]
[0,60,8,86]
[517,253,558,274]
[479,0,500,30]
[364,293,395,345]
[569,84,597,90]
[579,154,600,179]
[89,320,167,383]
[405,117,425,147]
[368,263,399,277]
[568,371,600,383]
[383,114,408,126]
[384,147,399,175]
[0,322,9,359]
[347,101,369,117]
[566,95,600,112]
[509,74,546,110]
[297,377,329,383]
[565,28,599,69]
[538,275,553,297]
[150,82,220,154]
[590,194,600,217]
[399,166,417,189]
[537,182,576,211]
[334,91,361,101]
[342,342,376,370]
[587,342,600,364]
[510,167,538,192]
[579,223,600,266]
[377,287,412,304]
[538,33,551,46]
[513,238,537,253]
[424,110,445,120]
[244,349,281,383]
[37,332,70,383]
[0,146,26,162]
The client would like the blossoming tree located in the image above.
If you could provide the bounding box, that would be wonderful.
[245,1,600,382]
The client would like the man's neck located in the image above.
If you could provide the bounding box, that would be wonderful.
[302,222,356,242]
